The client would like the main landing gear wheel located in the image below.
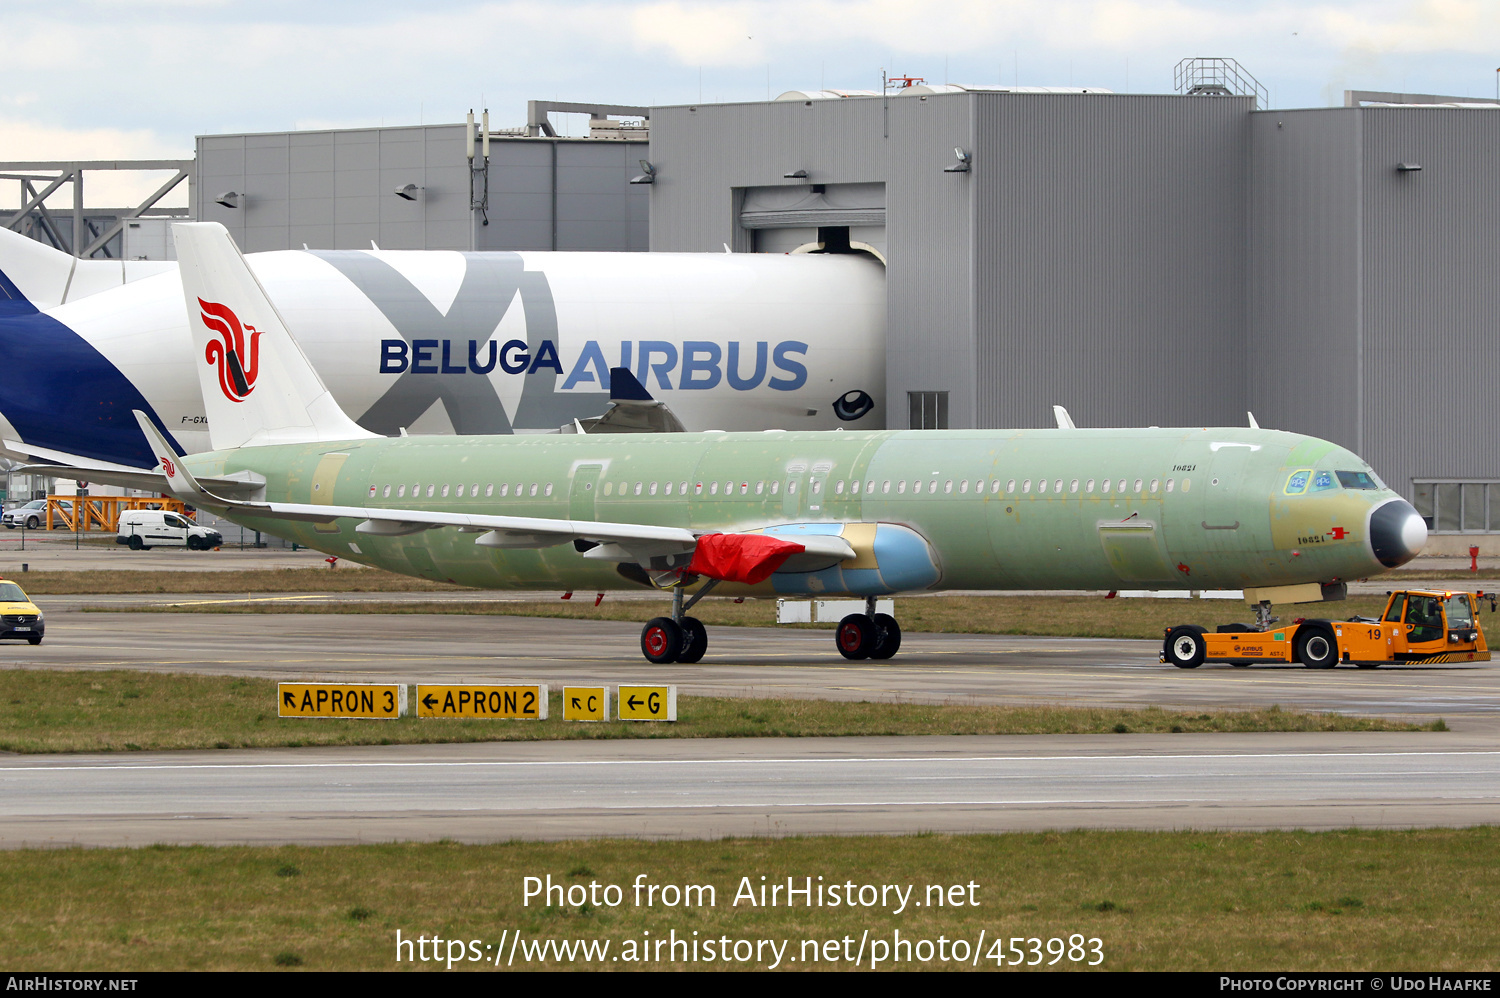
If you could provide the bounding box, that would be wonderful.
[676,616,707,664]
[836,613,876,660]
[1165,625,1207,669]
[641,617,682,664]
[1296,623,1338,669]
[869,612,901,660]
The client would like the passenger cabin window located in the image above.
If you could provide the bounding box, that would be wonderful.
[486,485,494,497]
[545,483,554,496]
[442,485,450,497]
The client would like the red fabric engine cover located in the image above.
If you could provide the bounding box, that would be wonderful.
[685,533,806,584]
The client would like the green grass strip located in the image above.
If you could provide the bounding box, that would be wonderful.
[0,669,1435,754]
[3,830,1498,970]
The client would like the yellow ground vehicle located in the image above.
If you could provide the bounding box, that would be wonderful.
[1163,589,1492,669]
[0,578,44,646]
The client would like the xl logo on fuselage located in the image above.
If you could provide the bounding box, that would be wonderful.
[377,338,810,392]
[198,298,263,403]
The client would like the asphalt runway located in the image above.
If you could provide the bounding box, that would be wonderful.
[4,597,1499,847]
[3,733,1496,846]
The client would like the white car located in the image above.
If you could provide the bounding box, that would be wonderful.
[116,510,223,550]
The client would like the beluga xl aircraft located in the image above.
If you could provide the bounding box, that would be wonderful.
[26,223,1428,664]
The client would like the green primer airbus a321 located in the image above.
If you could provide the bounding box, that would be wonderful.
[37,223,1429,664]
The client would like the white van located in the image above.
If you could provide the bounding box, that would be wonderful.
[116,510,224,550]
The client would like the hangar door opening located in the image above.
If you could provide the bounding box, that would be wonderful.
[739,182,885,262]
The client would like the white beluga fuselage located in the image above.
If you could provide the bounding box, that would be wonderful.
[0,233,885,467]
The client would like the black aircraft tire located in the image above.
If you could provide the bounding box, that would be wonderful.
[676,617,708,664]
[1165,626,1207,669]
[1296,623,1339,669]
[869,613,901,660]
[836,614,874,660]
[641,617,682,664]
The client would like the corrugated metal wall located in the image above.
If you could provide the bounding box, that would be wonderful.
[1248,106,1500,494]
[882,94,974,428]
[1247,109,1363,454]
[973,94,1252,430]
[1358,107,1500,493]
[195,125,647,253]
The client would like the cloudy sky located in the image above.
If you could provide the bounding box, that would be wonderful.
[2,1,1497,205]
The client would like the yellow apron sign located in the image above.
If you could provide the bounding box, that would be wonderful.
[416,684,549,719]
[278,683,406,718]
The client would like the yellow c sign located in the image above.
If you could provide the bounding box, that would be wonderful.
[563,686,610,722]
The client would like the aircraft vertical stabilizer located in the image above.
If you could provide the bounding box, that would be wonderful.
[172,222,376,450]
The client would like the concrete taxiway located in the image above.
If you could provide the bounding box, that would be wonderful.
[9,606,1500,719]
[3,556,1498,846]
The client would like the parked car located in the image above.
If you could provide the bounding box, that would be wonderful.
[2,499,71,529]
[0,578,43,645]
[116,509,223,550]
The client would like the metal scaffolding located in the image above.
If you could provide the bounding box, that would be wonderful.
[1,159,193,258]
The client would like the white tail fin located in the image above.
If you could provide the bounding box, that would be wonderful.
[172,222,376,450]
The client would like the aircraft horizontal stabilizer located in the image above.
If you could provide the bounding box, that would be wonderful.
[565,367,687,434]
[8,433,266,498]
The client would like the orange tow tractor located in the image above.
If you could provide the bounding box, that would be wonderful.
[1163,589,1493,669]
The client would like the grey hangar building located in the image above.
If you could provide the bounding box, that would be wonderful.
[19,85,1500,547]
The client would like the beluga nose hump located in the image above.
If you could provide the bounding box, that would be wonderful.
[1369,498,1427,569]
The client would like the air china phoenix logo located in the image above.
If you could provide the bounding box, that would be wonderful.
[160,457,176,478]
[199,298,263,403]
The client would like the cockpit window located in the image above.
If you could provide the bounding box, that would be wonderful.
[1336,471,1379,490]
[1285,470,1311,495]
[1311,470,1336,492]
[1444,594,1474,629]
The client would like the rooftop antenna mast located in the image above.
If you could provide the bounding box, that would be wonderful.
[467,108,490,229]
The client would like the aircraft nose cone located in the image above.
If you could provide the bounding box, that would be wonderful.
[1369,498,1427,569]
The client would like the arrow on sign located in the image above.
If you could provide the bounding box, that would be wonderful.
[422,694,439,709]
[570,696,582,709]
[627,695,644,710]
[283,691,296,707]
